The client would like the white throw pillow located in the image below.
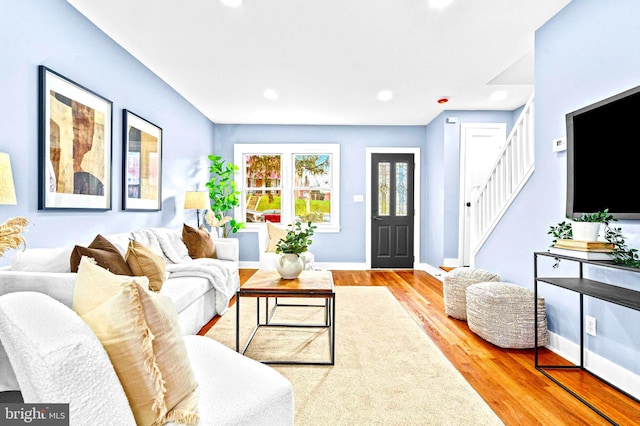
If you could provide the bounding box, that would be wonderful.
[10,248,73,272]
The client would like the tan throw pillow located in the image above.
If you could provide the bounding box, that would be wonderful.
[73,257,198,426]
[266,221,287,252]
[70,234,133,275]
[126,240,167,292]
[182,224,216,259]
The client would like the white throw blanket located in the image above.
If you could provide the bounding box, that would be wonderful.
[133,228,191,264]
[132,228,234,314]
[165,259,234,315]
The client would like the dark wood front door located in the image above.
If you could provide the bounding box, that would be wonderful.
[371,153,414,268]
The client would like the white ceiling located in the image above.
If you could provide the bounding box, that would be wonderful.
[66,0,571,126]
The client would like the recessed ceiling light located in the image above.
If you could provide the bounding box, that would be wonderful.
[489,90,508,102]
[220,0,243,7]
[429,0,455,9]
[377,90,393,101]
[263,89,279,100]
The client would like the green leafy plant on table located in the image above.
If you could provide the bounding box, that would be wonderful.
[204,155,245,237]
[275,221,317,255]
[548,209,640,267]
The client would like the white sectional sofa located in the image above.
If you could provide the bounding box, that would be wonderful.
[0,290,294,425]
[0,227,240,392]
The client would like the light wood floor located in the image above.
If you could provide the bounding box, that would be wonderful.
[230,269,640,426]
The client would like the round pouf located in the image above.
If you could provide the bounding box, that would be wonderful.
[465,282,548,349]
[443,267,501,320]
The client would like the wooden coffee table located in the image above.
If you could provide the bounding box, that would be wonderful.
[235,269,335,365]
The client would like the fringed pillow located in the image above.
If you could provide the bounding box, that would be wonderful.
[73,257,198,425]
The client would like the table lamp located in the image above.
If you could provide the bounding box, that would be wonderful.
[184,191,210,228]
[0,152,28,256]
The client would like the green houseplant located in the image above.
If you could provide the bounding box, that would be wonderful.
[548,209,640,267]
[274,221,317,279]
[204,155,245,237]
[275,221,317,255]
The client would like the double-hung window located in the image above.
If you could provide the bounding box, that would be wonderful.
[233,144,340,232]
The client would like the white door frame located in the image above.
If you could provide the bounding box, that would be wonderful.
[457,123,506,267]
[365,147,420,269]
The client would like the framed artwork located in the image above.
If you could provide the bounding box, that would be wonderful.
[122,110,162,211]
[38,66,113,210]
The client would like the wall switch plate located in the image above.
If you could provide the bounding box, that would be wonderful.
[353,195,364,203]
[552,137,567,152]
[586,316,597,336]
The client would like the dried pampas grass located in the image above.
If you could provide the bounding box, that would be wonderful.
[0,217,29,257]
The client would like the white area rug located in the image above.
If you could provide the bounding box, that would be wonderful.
[207,286,503,425]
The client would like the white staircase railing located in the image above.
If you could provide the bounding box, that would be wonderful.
[471,93,535,256]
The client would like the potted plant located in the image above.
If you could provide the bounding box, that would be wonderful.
[548,209,640,267]
[204,155,245,237]
[275,221,317,279]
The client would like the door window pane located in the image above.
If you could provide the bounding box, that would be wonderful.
[378,162,390,216]
[396,162,408,216]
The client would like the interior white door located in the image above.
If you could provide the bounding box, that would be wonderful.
[459,123,506,266]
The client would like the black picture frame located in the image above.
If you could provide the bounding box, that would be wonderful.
[38,66,113,210]
[122,109,162,211]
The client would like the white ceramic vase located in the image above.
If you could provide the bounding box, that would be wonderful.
[572,221,601,242]
[276,253,304,279]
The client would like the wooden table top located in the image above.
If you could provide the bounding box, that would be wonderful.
[239,270,334,296]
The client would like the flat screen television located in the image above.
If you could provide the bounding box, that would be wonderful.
[566,84,640,220]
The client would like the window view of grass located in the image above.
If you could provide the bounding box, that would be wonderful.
[246,194,330,223]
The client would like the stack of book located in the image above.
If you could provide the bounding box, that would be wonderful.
[549,239,614,260]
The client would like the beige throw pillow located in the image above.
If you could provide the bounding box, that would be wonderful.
[126,240,167,292]
[73,257,198,426]
[182,224,216,259]
[266,221,287,253]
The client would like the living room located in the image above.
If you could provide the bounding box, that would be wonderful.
[2,0,640,424]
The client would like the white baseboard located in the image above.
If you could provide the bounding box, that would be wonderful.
[546,331,640,399]
[240,261,446,279]
[417,263,446,282]
[238,261,368,270]
[443,258,461,267]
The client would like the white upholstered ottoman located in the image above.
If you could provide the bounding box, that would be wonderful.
[465,281,548,349]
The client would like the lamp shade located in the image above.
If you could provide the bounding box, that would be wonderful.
[0,152,17,205]
[184,191,209,210]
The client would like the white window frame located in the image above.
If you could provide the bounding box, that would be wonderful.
[234,143,340,233]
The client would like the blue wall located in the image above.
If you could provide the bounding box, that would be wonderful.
[425,110,517,264]
[8,0,635,391]
[475,0,640,380]
[0,0,215,265]
[214,124,426,263]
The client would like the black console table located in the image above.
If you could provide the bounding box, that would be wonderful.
[534,251,640,425]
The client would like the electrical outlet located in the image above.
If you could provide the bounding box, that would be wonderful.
[586,316,597,336]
